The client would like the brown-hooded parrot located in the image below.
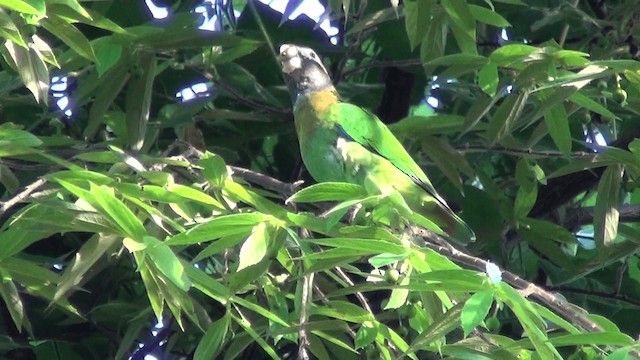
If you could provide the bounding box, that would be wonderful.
[279,44,475,243]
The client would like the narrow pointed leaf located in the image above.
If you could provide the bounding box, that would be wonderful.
[237,223,269,271]
[194,314,230,359]
[594,165,622,248]
[461,291,494,336]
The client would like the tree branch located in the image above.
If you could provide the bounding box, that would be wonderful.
[418,231,604,333]
[0,178,47,217]
[565,204,640,228]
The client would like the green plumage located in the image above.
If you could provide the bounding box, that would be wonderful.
[280,44,475,243]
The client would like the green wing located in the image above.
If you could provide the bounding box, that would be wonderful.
[326,102,448,206]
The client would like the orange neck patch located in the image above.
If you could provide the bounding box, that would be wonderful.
[302,89,339,115]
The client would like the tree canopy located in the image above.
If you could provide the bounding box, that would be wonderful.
[0,0,639,359]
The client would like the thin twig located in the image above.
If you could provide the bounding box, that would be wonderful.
[456,144,595,158]
[334,0,370,83]
[559,0,582,47]
[342,58,422,78]
[298,272,314,360]
[0,178,47,216]
[229,166,302,195]
[335,266,373,313]
[547,285,640,307]
[200,70,291,118]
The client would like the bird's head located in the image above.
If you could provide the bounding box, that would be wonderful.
[279,44,333,102]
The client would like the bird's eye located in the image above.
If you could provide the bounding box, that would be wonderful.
[310,52,316,59]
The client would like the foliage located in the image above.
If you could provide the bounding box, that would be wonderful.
[0,0,639,359]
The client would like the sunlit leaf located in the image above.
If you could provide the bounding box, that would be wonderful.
[41,14,96,62]
[469,4,511,27]
[287,182,367,203]
[194,314,230,359]
[237,223,269,271]
[442,0,477,54]
[594,165,622,248]
[0,0,45,15]
[2,41,49,104]
[167,213,267,245]
[461,291,494,336]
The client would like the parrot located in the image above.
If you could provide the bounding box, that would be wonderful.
[279,44,475,243]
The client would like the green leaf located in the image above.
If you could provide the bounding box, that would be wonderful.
[423,53,487,67]
[115,314,148,360]
[237,223,269,271]
[125,51,156,150]
[520,218,577,245]
[469,4,511,27]
[85,54,130,139]
[194,233,247,262]
[569,92,617,120]
[0,10,28,48]
[137,260,164,320]
[230,314,280,359]
[497,283,562,359]
[41,14,96,62]
[441,0,477,54]
[537,89,572,154]
[186,266,229,302]
[355,322,377,349]
[51,179,145,239]
[75,8,126,34]
[514,159,537,219]
[0,128,42,147]
[606,348,635,360]
[461,291,494,336]
[200,152,229,187]
[308,334,331,360]
[420,7,447,65]
[421,135,474,191]
[487,90,529,145]
[48,0,92,19]
[2,257,79,315]
[408,302,464,351]
[306,238,406,255]
[384,276,409,310]
[547,332,633,347]
[94,41,122,77]
[143,236,192,291]
[2,41,49,104]
[167,213,267,245]
[167,184,225,209]
[208,42,260,65]
[194,314,230,360]
[390,115,466,136]
[0,165,18,193]
[478,62,498,97]
[90,183,146,240]
[0,0,45,15]
[404,0,432,50]
[55,234,119,302]
[594,165,622,248]
[0,268,28,332]
[490,44,539,66]
[461,93,494,133]
[287,182,367,203]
